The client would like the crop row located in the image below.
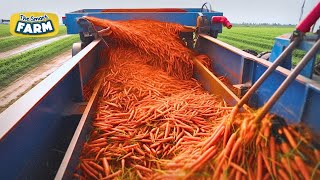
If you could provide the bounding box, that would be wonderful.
[223,26,294,35]
[217,37,267,53]
[0,35,79,88]
[218,34,274,50]
[0,25,67,52]
[221,31,281,42]
[0,24,11,38]
[218,26,320,65]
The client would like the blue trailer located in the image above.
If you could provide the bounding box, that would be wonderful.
[0,5,319,179]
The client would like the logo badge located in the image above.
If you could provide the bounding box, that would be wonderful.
[10,12,59,37]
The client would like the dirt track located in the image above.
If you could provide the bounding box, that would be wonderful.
[0,35,69,59]
[0,50,72,112]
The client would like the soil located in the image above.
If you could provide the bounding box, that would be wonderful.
[0,35,69,59]
[0,50,72,112]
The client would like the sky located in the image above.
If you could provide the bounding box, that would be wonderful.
[0,0,319,25]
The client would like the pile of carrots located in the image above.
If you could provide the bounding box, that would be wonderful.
[75,17,320,179]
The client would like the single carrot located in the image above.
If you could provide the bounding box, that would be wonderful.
[91,137,107,144]
[294,155,310,180]
[235,170,242,180]
[88,142,108,147]
[101,157,110,176]
[202,125,225,151]
[261,150,273,176]
[88,161,104,172]
[95,148,105,161]
[278,169,290,180]
[134,146,146,156]
[136,170,144,179]
[257,151,263,180]
[314,149,320,161]
[223,122,231,148]
[130,156,144,161]
[80,163,98,179]
[122,152,133,159]
[283,127,298,149]
[228,138,242,165]
[164,122,170,138]
[101,170,122,180]
[121,159,125,172]
[230,162,247,175]
[175,131,184,141]
[280,142,291,155]
[142,144,151,154]
[150,132,155,142]
[134,164,153,173]
[159,137,174,143]
[280,157,299,180]
[269,137,277,176]
[83,161,99,176]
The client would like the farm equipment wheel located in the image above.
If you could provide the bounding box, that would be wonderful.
[257,51,271,61]
[72,42,83,56]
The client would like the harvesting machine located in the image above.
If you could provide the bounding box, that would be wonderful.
[0,2,319,179]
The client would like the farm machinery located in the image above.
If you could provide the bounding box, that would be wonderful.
[0,2,319,179]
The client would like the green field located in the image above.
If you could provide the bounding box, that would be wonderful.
[0,25,67,52]
[0,24,11,37]
[217,26,319,64]
[0,35,79,88]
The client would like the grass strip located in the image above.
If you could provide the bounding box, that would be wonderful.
[0,24,11,38]
[0,35,79,89]
[0,25,67,52]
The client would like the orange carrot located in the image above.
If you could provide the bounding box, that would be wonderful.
[230,162,247,175]
[121,159,125,172]
[88,161,104,172]
[281,157,299,180]
[262,173,270,180]
[134,164,153,173]
[223,122,231,148]
[202,125,224,151]
[164,122,170,138]
[261,151,273,176]
[294,155,310,180]
[314,149,320,161]
[278,169,290,180]
[80,163,98,179]
[283,127,298,149]
[269,137,277,176]
[101,158,110,176]
[185,146,218,178]
[257,152,263,180]
[95,148,105,161]
[101,170,122,180]
[235,170,242,180]
[83,161,99,176]
[228,138,242,165]
[134,146,146,156]
[121,152,133,159]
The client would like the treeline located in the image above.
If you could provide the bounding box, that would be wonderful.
[234,23,295,27]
